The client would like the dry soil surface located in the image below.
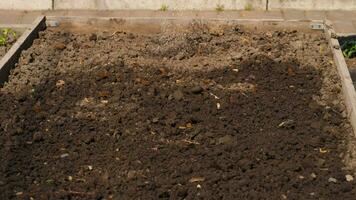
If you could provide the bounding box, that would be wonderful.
[0,22,356,200]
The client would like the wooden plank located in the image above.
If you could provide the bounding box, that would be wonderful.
[325,20,356,137]
[0,16,46,85]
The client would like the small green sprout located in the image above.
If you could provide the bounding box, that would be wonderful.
[160,4,168,11]
[215,4,224,12]
[0,28,16,46]
[342,41,356,58]
[244,3,254,11]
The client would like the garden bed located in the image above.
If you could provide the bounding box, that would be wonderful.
[0,20,356,199]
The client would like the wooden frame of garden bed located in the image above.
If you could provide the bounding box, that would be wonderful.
[324,20,356,138]
[1,15,355,139]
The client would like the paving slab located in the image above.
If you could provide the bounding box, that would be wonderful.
[0,10,356,34]
[304,11,327,20]
[281,10,307,21]
[333,21,356,34]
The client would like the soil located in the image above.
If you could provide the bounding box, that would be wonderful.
[0,22,356,200]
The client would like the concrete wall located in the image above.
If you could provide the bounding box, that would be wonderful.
[0,0,52,10]
[268,0,356,10]
[0,0,355,10]
[53,0,266,10]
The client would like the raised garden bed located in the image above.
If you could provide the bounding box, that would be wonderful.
[0,19,356,199]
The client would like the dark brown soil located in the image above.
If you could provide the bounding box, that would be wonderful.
[0,22,355,200]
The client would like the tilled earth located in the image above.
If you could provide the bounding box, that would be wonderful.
[0,22,356,200]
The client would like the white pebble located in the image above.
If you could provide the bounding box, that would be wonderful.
[60,153,69,158]
[345,175,354,182]
[328,177,337,183]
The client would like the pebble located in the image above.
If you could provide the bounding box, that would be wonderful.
[127,170,136,179]
[278,119,295,129]
[89,33,98,41]
[33,132,43,142]
[152,117,159,123]
[345,174,354,182]
[310,173,317,179]
[189,177,205,183]
[231,53,243,61]
[316,158,325,166]
[328,177,337,183]
[190,86,203,94]
[173,90,184,101]
[15,192,23,196]
[217,135,234,145]
[60,153,69,158]
[54,42,66,50]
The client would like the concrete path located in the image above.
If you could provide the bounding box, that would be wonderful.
[0,10,355,34]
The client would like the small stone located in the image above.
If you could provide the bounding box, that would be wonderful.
[15,192,23,196]
[190,86,203,94]
[88,165,93,170]
[127,170,136,179]
[56,80,65,87]
[328,177,337,183]
[311,173,317,179]
[84,135,95,144]
[60,153,69,158]
[316,158,325,167]
[33,132,43,142]
[173,90,184,101]
[217,135,234,145]
[89,33,98,41]
[209,26,224,36]
[67,176,73,181]
[15,127,24,135]
[152,117,159,123]
[345,175,354,182]
[189,177,205,183]
[278,119,295,129]
[54,42,66,50]
[196,184,202,189]
[231,53,243,61]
